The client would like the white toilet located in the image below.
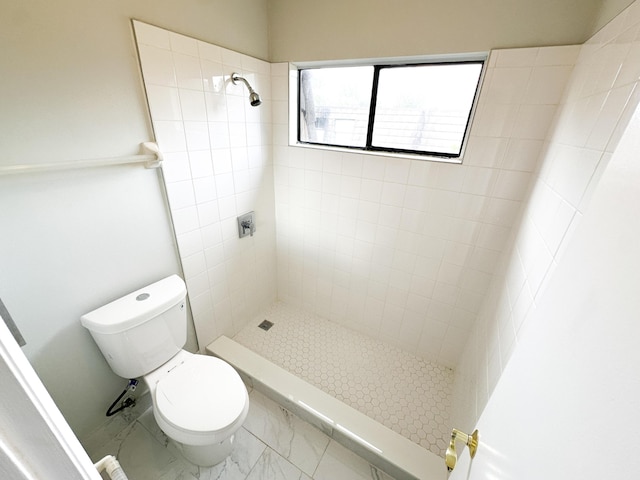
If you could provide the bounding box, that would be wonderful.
[80,274,249,467]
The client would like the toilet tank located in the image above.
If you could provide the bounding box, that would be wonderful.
[81,275,187,379]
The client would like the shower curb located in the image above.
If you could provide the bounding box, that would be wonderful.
[206,335,445,480]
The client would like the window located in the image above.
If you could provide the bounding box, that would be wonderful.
[298,58,484,160]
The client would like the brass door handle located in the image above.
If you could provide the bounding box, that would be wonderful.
[445,428,478,472]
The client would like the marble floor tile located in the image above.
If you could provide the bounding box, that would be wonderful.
[243,389,330,477]
[110,421,195,480]
[245,448,312,480]
[82,394,153,458]
[314,441,395,480]
[198,428,267,480]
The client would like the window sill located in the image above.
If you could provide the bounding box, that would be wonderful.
[288,141,464,165]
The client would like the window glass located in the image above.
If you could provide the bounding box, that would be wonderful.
[371,63,483,156]
[299,66,373,147]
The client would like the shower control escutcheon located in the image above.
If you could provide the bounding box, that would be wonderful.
[237,211,256,238]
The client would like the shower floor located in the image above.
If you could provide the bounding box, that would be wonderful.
[234,302,453,456]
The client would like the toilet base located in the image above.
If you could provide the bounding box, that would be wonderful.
[174,433,236,467]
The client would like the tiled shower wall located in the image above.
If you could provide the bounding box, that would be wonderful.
[133,21,277,348]
[271,47,578,367]
[453,0,640,429]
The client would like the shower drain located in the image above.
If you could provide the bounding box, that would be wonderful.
[258,319,274,331]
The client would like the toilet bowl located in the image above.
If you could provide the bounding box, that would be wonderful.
[144,350,249,466]
[80,275,249,467]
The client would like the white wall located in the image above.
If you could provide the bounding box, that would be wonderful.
[449,70,640,480]
[0,166,182,441]
[267,0,601,62]
[0,0,269,443]
[0,0,268,164]
[452,0,640,429]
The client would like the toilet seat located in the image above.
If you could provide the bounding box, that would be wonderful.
[154,355,248,439]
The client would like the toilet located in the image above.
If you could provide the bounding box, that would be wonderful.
[80,274,249,467]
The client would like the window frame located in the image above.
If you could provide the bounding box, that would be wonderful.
[293,54,487,163]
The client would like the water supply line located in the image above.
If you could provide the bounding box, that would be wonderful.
[106,379,138,417]
[94,455,129,480]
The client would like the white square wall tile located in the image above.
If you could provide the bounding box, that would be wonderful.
[476,223,510,251]
[185,270,210,297]
[535,45,581,66]
[184,121,211,151]
[524,66,573,105]
[360,155,387,180]
[197,41,222,62]
[191,296,217,342]
[197,200,220,227]
[471,103,519,138]
[493,170,532,201]
[165,180,196,209]
[462,136,508,168]
[133,21,171,49]
[512,104,558,139]
[204,243,225,269]
[215,173,235,198]
[228,122,248,147]
[209,121,230,149]
[226,95,247,123]
[178,89,207,121]
[381,182,406,207]
[454,193,487,221]
[172,206,199,235]
[192,176,217,204]
[204,92,228,121]
[341,154,363,177]
[202,221,224,247]
[189,150,213,178]
[177,229,203,257]
[217,195,237,220]
[586,83,636,151]
[461,167,498,196]
[145,85,182,121]
[384,157,411,184]
[502,138,543,172]
[495,47,539,67]
[153,121,186,152]
[173,53,203,90]
[137,44,177,86]
[161,151,191,182]
[484,67,531,104]
[435,164,467,192]
[359,178,383,202]
[483,198,521,227]
[181,251,207,279]
[169,32,199,56]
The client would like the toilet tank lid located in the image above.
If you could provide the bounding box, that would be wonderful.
[80,275,186,335]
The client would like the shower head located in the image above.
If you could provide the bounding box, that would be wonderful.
[231,72,262,107]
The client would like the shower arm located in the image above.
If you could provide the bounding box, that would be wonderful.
[231,73,256,94]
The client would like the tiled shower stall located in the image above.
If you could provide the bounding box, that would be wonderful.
[132,0,640,463]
